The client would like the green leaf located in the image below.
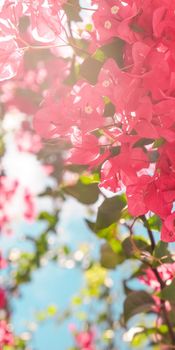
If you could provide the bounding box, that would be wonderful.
[131,332,147,347]
[95,195,126,231]
[79,56,103,85]
[147,215,161,231]
[93,49,106,62]
[85,23,93,32]
[101,38,124,66]
[47,304,57,316]
[122,236,149,258]
[104,101,115,117]
[80,172,100,185]
[71,296,82,306]
[160,278,175,303]
[63,181,99,204]
[38,211,58,228]
[133,138,154,148]
[79,38,123,84]
[19,16,30,32]
[168,310,175,326]
[86,220,117,240]
[153,138,165,148]
[63,0,82,21]
[35,232,48,257]
[100,242,124,269]
[124,291,154,322]
[153,241,172,264]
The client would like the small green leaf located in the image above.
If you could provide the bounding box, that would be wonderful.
[160,278,175,303]
[93,49,106,62]
[79,56,103,85]
[133,138,154,148]
[153,138,165,148]
[80,172,100,185]
[100,242,124,269]
[38,211,57,228]
[101,38,124,66]
[63,181,99,204]
[147,215,161,231]
[85,23,93,32]
[153,241,172,264]
[95,195,126,231]
[104,101,115,117]
[63,0,82,21]
[124,291,154,322]
[79,38,124,85]
[47,304,57,316]
[122,236,149,258]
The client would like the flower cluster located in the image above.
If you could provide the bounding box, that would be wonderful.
[0,320,14,349]
[140,263,175,292]
[139,263,175,312]
[70,325,96,350]
[0,0,67,81]
[1,1,175,241]
[0,176,36,234]
[75,330,96,350]
[33,1,175,241]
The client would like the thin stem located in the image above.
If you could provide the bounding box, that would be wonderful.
[141,215,156,251]
[141,217,175,344]
[161,300,175,345]
[18,34,90,56]
[129,216,175,344]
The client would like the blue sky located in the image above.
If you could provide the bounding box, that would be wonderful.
[9,198,136,350]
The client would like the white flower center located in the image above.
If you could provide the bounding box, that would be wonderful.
[102,80,111,88]
[85,105,93,114]
[104,21,112,30]
[111,5,119,15]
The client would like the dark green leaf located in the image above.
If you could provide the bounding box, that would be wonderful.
[153,138,165,148]
[79,38,123,84]
[35,233,48,256]
[79,56,103,85]
[122,236,149,258]
[104,102,115,117]
[63,0,82,21]
[153,241,172,264]
[63,181,99,204]
[38,211,58,228]
[95,196,126,231]
[124,291,154,322]
[133,138,154,148]
[101,38,124,67]
[100,242,124,269]
[160,278,175,303]
[147,215,161,231]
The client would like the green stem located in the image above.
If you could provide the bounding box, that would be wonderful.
[142,217,175,344]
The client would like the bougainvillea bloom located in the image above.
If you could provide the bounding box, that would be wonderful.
[70,325,96,350]
[0,320,14,349]
[139,263,175,312]
[0,0,175,241]
[0,288,7,310]
[0,177,36,233]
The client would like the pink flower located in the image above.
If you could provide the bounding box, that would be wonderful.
[0,288,7,310]
[69,325,96,350]
[161,213,175,242]
[0,320,14,348]
[139,263,175,311]
[0,177,36,234]
[0,39,23,82]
